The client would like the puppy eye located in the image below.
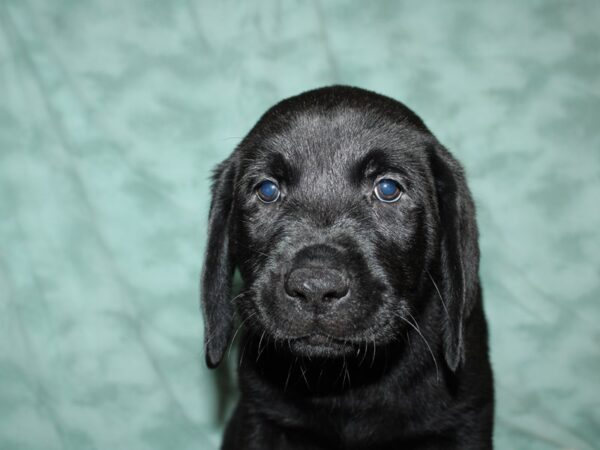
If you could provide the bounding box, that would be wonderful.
[256,180,280,203]
[374,179,402,203]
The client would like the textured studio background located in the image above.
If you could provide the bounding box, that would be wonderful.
[1,1,599,449]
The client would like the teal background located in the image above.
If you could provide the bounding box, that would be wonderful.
[1,1,598,449]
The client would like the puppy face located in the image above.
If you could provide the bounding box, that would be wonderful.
[202,87,478,371]
[233,110,438,358]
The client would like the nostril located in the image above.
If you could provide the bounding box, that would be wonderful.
[284,277,304,299]
[324,285,349,301]
[321,282,349,302]
[288,287,306,299]
[323,293,338,303]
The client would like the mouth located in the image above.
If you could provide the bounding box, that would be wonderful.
[288,333,357,358]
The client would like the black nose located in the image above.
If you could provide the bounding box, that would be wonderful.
[285,267,349,304]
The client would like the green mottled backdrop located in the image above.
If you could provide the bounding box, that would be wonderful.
[0,1,598,449]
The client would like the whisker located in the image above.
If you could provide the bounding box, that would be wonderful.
[284,357,295,392]
[229,289,251,304]
[256,330,267,362]
[334,360,346,386]
[300,364,310,390]
[344,361,351,389]
[370,334,377,368]
[400,313,439,382]
[238,337,250,368]
[236,240,271,259]
[359,338,369,366]
[426,269,449,318]
[227,312,256,361]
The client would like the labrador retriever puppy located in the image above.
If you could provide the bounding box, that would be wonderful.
[201,86,494,449]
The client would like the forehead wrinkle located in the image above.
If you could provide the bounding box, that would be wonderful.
[286,111,374,183]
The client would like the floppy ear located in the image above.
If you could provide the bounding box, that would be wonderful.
[201,157,237,369]
[430,145,480,372]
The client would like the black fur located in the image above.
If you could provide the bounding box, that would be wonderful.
[201,86,494,449]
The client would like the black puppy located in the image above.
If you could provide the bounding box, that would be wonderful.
[201,86,494,449]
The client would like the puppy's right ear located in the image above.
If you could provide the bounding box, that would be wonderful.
[201,157,237,369]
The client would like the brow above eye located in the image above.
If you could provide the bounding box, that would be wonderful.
[240,151,299,193]
[258,152,298,185]
[352,148,399,183]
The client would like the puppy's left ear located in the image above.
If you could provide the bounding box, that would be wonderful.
[430,144,480,372]
[201,156,238,369]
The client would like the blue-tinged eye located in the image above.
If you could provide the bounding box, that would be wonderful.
[374,179,402,202]
[256,180,280,203]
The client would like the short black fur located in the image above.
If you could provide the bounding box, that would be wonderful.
[201,86,494,449]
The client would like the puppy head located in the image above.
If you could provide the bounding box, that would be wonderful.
[201,86,479,372]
